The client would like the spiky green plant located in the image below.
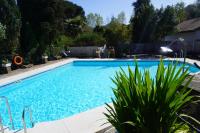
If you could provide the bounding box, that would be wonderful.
[105,60,197,133]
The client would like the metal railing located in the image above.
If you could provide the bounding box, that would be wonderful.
[0,96,14,130]
[0,114,4,133]
[22,106,34,133]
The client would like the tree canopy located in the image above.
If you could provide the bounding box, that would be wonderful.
[105,17,130,46]
[185,0,200,19]
[131,0,155,43]
[0,0,20,57]
[0,0,200,63]
[86,13,104,28]
[18,0,64,63]
[130,0,185,43]
[63,1,86,37]
[117,12,126,24]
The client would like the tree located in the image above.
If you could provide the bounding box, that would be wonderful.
[104,17,130,57]
[175,2,186,23]
[63,1,86,37]
[18,0,64,63]
[0,0,20,58]
[131,0,180,43]
[185,0,200,19]
[130,0,156,43]
[96,14,103,26]
[117,11,126,24]
[86,13,103,28]
[63,1,85,19]
[0,23,6,41]
[64,16,86,37]
[154,6,178,41]
[74,33,106,46]
[93,25,105,35]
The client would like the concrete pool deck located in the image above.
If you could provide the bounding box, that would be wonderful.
[17,104,111,133]
[0,58,200,133]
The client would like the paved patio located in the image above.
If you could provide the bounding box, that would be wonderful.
[17,105,111,133]
[170,58,200,92]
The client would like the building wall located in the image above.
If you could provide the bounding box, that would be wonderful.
[165,30,200,54]
[194,31,200,53]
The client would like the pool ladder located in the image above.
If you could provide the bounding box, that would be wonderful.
[0,96,34,133]
[22,106,34,133]
[0,96,15,132]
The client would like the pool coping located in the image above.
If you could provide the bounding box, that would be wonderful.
[0,59,75,87]
[16,104,112,133]
[0,58,199,87]
[0,58,200,133]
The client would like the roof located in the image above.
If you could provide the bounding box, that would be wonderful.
[177,17,200,32]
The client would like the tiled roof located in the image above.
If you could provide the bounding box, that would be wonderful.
[177,17,200,32]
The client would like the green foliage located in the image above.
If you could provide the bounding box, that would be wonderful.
[130,0,185,42]
[130,0,189,43]
[63,1,85,19]
[131,0,155,43]
[64,16,86,37]
[175,2,186,23]
[105,60,196,133]
[0,23,6,41]
[185,0,200,19]
[74,33,106,46]
[63,1,86,37]
[54,35,73,49]
[0,0,20,56]
[154,6,178,41]
[18,0,64,63]
[104,17,130,47]
[117,11,126,24]
[93,26,105,36]
[86,13,103,28]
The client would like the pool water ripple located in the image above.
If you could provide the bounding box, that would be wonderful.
[0,60,199,129]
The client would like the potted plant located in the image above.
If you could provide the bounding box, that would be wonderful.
[41,53,48,64]
[105,60,200,133]
[1,59,11,74]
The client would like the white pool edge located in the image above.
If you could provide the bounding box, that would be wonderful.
[0,58,199,87]
[0,59,75,87]
[16,104,112,133]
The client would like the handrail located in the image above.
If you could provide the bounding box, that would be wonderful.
[0,114,4,133]
[22,106,34,133]
[174,53,177,59]
[0,96,14,130]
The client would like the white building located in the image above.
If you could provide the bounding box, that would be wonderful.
[165,17,200,54]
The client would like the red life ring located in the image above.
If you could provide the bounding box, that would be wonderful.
[13,56,23,66]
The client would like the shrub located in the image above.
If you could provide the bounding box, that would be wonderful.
[74,32,106,46]
[45,35,73,57]
[105,60,199,133]
[54,35,74,50]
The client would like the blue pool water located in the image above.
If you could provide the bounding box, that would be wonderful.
[0,60,199,129]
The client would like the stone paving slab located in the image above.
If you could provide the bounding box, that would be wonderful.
[16,105,111,133]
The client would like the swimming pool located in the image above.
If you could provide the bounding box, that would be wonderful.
[0,60,199,129]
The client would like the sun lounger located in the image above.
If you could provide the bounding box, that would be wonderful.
[61,50,70,58]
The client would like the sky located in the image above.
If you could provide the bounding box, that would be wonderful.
[69,0,196,24]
